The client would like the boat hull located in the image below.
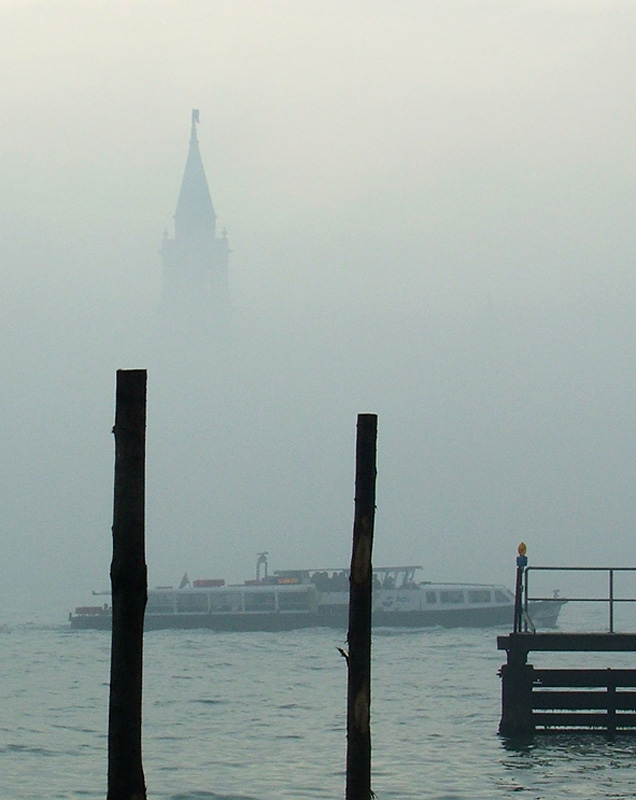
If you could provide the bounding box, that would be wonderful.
[69,599,565,632]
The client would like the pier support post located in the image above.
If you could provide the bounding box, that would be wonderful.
[107,369,148,800]
[499,662,534,737]
[346,413,378,800]
[607,668,617,735]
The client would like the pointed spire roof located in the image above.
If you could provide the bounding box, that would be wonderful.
[174,109,216,239]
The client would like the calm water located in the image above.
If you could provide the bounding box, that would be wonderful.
[3,604,636,799]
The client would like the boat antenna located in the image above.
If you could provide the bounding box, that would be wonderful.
[256,552,268,582]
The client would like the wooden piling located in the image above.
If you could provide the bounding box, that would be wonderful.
[346,413,378,800]
[499,662,534,736]
[107,369,148,800]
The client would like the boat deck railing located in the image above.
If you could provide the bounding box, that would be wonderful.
[518,565,636,634]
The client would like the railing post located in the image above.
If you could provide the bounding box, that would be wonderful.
[523,568,529,631]
[514,543,528,633]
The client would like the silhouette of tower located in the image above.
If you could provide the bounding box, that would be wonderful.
[160,110,230,334]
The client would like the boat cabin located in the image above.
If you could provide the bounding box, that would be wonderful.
[273,565,425,593]
[146,582,316,617]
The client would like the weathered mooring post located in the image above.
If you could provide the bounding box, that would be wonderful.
[346,413,378,800]
[108,369,148,800]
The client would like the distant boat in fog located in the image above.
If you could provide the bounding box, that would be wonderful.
[69,556,566,631]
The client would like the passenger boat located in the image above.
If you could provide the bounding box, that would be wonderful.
[69,556,566,631]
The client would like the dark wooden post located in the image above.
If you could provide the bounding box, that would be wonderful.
[499,660,534,737]
[607,668,617,735]
[346,413,378,800]
[108,369,148,800]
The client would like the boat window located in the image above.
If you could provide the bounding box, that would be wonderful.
[440,590,464,604]
[244,592,276,611]
[176,593,208,613]
[147,594,174,613]
[468,589,492,604]
[209,592,241,612]
[425,591,437,604]
[494,590,511,604]
[278,591,311,611]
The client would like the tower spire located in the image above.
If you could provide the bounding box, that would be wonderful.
[160,110,231,330]
[190,108,200,143]
[174,108,216,240]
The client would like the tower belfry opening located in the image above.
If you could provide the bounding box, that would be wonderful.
[160,110,230,330]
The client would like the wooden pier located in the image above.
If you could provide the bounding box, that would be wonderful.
[498,547,636,736]
[498,633,636,734]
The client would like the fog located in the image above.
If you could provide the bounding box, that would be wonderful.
[2,1,636,618]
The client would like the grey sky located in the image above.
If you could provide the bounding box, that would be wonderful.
[2,1,636,616]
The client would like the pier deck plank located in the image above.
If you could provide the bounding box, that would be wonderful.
[534,668,636,687]
[498,632,636,653]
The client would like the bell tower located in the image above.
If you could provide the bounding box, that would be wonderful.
[160,110,230,331]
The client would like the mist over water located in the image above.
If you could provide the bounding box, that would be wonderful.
[5,5,636,800]
[8,283,636,619]
[3,3,636,627]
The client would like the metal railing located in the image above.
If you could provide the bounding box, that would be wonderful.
[516,566,636,633]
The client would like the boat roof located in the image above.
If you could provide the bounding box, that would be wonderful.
[276,566,423,575]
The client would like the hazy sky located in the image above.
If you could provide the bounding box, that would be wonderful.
[3,1,636,617]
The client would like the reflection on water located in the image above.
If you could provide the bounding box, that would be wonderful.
[500,734,636,799]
